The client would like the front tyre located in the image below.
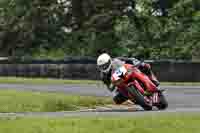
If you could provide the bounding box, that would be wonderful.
[127,86,152,111]
[156,92,168,110]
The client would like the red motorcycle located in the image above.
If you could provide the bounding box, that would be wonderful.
[111,64,168,111]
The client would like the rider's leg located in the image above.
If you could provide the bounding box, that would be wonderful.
[138,63,160,87]
[132,69,158,93]
[148,71,160,87]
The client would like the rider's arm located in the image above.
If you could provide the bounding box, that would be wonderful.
[100,72,115,92]
[116,57,151,73]
[117,57,144,66]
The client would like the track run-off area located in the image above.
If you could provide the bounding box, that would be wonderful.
[0,84,200,117]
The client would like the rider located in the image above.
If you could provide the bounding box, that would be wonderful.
[97,53,160,105]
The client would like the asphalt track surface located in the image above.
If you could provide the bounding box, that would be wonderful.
[0,84,200,117]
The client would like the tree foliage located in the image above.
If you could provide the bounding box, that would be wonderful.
[0,0,199,60]
[115,0,200,59]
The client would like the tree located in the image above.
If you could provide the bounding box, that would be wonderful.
[115,0,200,60]
[0,0,68,57]
[0,0,199,59]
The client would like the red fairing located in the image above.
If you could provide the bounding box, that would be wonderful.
[111,64,157,93]
[129,80,145,94]
[130,67,157,92]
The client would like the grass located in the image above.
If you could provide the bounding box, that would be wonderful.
[0,77,101,85]
[0,77,200,86]
[0,90,112,112]
[161,82,200,86]
[0,114,200,133]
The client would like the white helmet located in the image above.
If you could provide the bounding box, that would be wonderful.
[97,53,112,73]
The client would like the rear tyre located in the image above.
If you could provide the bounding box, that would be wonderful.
[127,86,152,111]
[156,92,168,110]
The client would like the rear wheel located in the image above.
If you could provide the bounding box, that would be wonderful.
[127,85,152,111]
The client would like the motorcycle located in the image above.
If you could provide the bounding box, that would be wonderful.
[111,64,168,111]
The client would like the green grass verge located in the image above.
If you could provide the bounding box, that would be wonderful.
[161,82,200,86]
[0,90,112,112]
[0,114,200,133]
[0,77,101,85]
[0,77,200,86]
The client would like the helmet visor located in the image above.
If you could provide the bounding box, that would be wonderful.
[98,59,111,71]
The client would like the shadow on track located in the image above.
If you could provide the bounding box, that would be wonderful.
[80,106,163,113]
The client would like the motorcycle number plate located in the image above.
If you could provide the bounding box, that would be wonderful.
[112,66,127,81]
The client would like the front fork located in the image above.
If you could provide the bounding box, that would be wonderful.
[128,80,160,105]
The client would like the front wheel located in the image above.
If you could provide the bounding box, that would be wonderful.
[156,92,168,110]
[127,85,152,111]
